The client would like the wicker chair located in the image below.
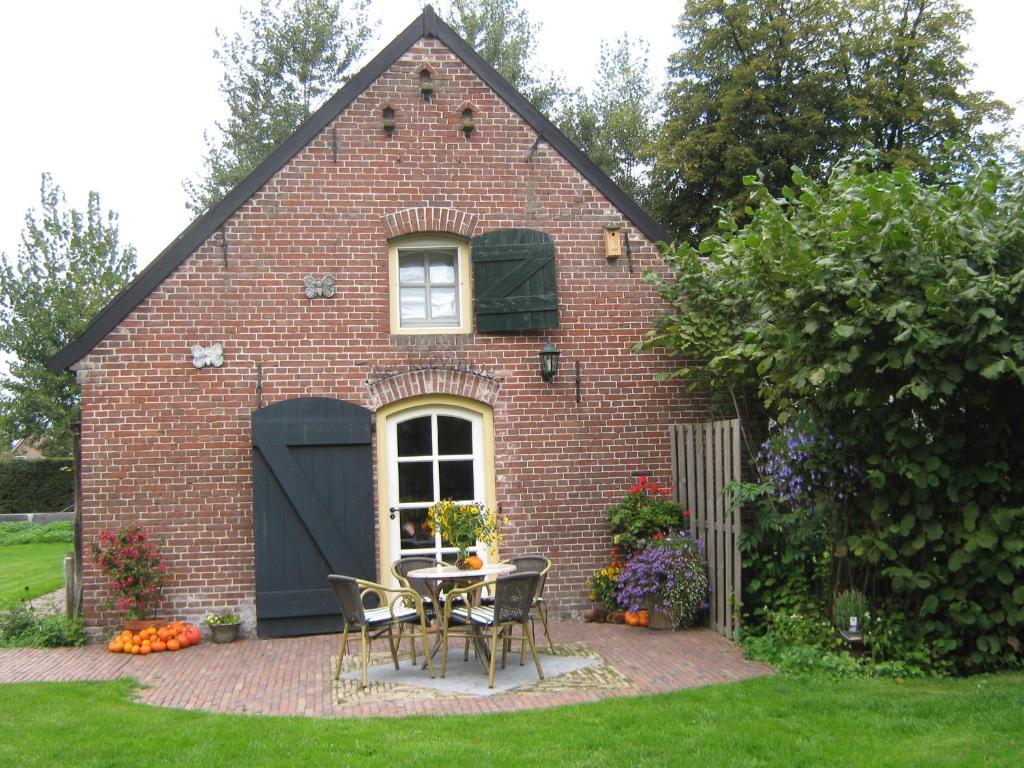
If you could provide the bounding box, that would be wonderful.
[390,556,442,614]
[327,574,434,689]
[483,555,555,651]
[390,556,443,661]
[439,572,544,688]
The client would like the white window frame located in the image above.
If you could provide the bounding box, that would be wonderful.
[388,235,472,334]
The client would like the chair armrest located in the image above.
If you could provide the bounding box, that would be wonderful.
[356,581,426,617]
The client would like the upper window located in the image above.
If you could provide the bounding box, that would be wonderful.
[389,237,471,334]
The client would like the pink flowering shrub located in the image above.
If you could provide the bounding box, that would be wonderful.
[90,524,167,619]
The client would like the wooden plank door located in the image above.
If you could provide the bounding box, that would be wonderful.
[252,397,375,638]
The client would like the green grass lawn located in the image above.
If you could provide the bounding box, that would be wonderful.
[0,673,1021,767]
[0,543,70,603]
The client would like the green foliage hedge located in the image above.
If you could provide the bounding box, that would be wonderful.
[0,601,84,648]
[0,458,73,515]
[646,155,1024,673]
[0,521,74,545]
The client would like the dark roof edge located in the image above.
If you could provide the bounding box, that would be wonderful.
[424,11,671,247]
[49,5,669,372]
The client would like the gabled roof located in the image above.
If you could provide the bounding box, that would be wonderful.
[49,5,670,373]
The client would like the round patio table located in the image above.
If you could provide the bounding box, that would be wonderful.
[407,562,516,670]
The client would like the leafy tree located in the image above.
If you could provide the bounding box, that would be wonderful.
[643,153,1024,671]
[442,0,563,113]
[0,175,137,456]
[185,0,374,214]
[558,35,655,206]
[652,0,1013,242]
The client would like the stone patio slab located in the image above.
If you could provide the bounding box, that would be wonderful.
[340,652,598,696]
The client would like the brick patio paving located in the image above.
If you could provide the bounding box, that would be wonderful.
[0,622,772,718]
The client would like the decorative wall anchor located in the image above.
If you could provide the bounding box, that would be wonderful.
[303,274,336,298]
[191,343,224,369]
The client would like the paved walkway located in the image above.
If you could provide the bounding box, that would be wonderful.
[0,622,772,718]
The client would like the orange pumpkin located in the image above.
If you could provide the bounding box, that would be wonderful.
[637,610,650,627]
[166,639,180,651]
[152,640,167,652]
[108,640,123,653]
[466,555,484,570]
[624,611,640,626]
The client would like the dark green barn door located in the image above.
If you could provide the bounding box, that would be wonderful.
[252,397,375,638]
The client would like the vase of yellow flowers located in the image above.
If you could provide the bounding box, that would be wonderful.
[427,500,505,568]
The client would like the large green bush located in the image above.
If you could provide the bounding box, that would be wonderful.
[0,458,73,515]
[645,154,1024,672]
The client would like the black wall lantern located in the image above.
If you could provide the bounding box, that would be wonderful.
[538,342,561,382]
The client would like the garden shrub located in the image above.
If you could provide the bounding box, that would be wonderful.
[645,154,1024,673]
[0,601,85,648]
[0,458,73,515]
[0,520,74,545]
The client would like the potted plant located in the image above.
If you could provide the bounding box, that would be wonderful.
[204,611,242,643]
[586,562,623,622]
[605,476,686,554]
[90,524,168,631]
[616,531,709,630]
[426,500,505,568]
[833,589,868,655]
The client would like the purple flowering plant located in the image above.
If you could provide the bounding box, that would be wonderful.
[617,530,709,628]
[757,415,859,516]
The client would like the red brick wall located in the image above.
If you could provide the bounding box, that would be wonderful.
[75,38,708,631]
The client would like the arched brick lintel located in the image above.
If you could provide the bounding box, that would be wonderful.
[382,206,479,240]
[365,367,501,410]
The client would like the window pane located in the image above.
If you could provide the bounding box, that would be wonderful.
[398,253,425,284]
[430,287,457,319]
[399,507,434,548]
[428,253,457,284]
[397,416,432,457]
[398,461,434,503]
[438,460,475,501]
[437,416,472,455]
[400,287,427,320]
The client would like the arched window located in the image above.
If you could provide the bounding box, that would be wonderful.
[377,398,495,573]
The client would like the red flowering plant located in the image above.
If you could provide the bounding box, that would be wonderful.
[605,475,686,553]
[90,524,168,619]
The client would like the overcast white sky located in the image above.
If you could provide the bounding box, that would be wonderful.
[0,0,1020,270]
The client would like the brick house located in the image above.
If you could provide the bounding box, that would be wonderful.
[50,6,704,637]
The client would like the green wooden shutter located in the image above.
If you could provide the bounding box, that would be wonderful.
[471,229,559,332]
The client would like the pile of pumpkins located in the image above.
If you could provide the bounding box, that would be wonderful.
[107,621,202,655]
[623,609,650,627]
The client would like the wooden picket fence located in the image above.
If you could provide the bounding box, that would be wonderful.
[670,419,743,640]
